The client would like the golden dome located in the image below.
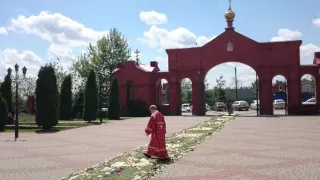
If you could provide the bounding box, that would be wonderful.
[225,8,235,20]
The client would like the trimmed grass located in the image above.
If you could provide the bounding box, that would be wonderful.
[61,115,235,180]
[1,114,129,133]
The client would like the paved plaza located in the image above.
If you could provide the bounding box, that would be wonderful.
[0,116,209,180]
[1,111,319,180]
[154,114,320,180]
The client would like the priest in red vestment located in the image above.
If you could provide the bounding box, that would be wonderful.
[144,105,169,160]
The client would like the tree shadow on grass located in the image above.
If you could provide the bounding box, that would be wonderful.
[35,128,61,134]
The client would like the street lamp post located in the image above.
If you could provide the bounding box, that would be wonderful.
[13,64,27,141]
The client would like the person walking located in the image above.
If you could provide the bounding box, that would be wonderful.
[144,105,169,160]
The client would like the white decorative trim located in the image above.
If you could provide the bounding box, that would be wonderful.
[227,42,233,51]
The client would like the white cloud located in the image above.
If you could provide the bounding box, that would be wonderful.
[47,44,75,69]
[0,27,7,35]
[141,25,215,49]
[4,11,109,71]
[139,11,168,26]
[155,56,168,70]
[270,28,302,42]
[312,18,320,27]
[300,43,320,64]
[7,11,106,47]
[157,48,164,53]
[0,48,44,79]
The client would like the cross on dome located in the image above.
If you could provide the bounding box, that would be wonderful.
[224,0,235,29]
[134,49,140,64]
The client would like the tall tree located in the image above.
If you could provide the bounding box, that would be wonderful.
[52,60,68,91]
[83,69,98,122]
[251,80,257,89]
[35,64,59,130]
[10,76,37,114]
[0,92,7,131]
[0,72,13,114]
[214,75,227,102]
[73,28,131,107]
[15,76,36,97]
[59,75,73,120]
[205,89,215,106]
[108,77,121,120]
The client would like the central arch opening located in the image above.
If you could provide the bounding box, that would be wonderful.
[205,62,259,117]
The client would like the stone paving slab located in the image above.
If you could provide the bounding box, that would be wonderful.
[153,114,320,180]
[0,116,211,180]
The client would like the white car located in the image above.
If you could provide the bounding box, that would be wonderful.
[273,99,285,109]
[232,101,249,111]
[181,104,191,112]
[250,100,260,110]
[302,98,316,105]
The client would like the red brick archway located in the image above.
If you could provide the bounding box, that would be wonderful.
[113,5,320,116]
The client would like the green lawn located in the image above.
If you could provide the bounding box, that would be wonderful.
[1,114,128,133]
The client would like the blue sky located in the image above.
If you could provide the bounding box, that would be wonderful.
[0,0,319,88]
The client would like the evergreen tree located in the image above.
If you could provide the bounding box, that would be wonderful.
[0,72,13,115]
[108,77,120,119]
[35,64,59,130]
[83,69,98,122]
[59,75,72,120]
[0,92,8,131]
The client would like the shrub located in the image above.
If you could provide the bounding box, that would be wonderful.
[59,75,72,120]
[35,65,59,130]
[83,69,98,122]
[0,92,8,131]
[108,77,121,120]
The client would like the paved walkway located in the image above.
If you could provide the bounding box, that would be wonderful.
[154,115,320,180]
[0,116,210,180]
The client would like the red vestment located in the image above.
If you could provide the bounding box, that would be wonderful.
[145,111,168,159]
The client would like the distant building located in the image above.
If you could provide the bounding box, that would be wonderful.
[272,81,287,94]
[301,78,314,93]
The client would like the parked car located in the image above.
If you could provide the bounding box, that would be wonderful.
[181,103,191,112]
[250,100,260,110]
[273,99,286,109]
[232,101,249,111]
[213,102,227,111]
[302,98,316,105]
[206,103,211,111]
